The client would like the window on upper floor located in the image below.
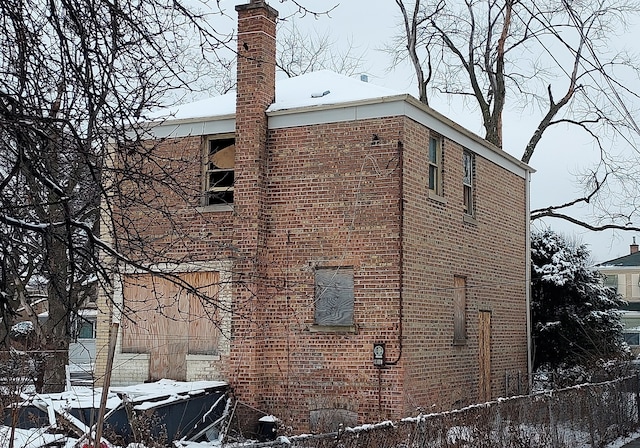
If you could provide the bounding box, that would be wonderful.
[204,136,235,206]
[428,136,443,197]
[463,150,475,216]
[604,274,618,290]
[314,267,354,327]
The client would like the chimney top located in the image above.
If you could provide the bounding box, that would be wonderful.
[236,0,276,13]
[631,237,638,254]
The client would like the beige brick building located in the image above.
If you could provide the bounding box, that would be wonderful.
[96,0,533,432]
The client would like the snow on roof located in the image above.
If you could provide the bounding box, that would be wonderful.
[78,308,98,317]
[19,379,228,414]
[110,378,227,403]
[150,70,407,122]
[267,70,406,112]
[24,386,122,411]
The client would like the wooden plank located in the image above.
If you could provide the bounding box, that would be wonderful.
[148,275,188,381]
[121,275,156,353]
[453,276,466,341]
[478,311,491,402]
[187,272,220,355]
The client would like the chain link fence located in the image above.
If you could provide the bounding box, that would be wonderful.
[242,375,639,448]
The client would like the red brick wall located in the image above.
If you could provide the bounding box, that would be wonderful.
[110,135,235,262]
[103,0,527,433]
[400,117,528,413]
[254,118,405,429]
[108,113,528,431]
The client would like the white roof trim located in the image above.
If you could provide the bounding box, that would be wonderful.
[596,265,640,271]
[148,116,235,139]
[267,94,531,178]
[145,95,532,178]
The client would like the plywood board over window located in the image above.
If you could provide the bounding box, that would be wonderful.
[314,267,354,327]
[121,271,221,381]
[453,276,467,344]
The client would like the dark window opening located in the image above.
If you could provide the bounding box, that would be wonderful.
[205,137,235,206]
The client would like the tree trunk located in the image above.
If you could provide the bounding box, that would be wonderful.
[40,226,72,393]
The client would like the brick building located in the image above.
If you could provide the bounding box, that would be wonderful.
[96,0,533,432]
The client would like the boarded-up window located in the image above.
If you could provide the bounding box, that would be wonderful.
[315,268,354,326]
[454,276,467,343]
[121,271,221,355]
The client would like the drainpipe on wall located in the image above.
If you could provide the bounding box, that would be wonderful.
[386,140,405,367]
[525,170,533,388]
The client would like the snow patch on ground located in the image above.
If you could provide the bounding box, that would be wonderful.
[606,431,640,448]
[0,425,65,448]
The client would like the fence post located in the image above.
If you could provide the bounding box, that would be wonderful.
[636,373,640,426]
[548,394,559,448]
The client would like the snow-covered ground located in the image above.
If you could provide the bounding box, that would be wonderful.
[1,378,638,448]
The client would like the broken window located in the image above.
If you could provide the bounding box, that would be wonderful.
[204,137,235,206]
[314,267,354,327]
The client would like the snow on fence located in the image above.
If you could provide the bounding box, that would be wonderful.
[251,375,640,448]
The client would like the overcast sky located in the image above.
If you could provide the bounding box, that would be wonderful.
[215,0,640,263]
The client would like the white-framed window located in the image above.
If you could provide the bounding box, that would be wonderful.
[624,331,640,346]
[314,267,354,327]
[604,274,619,290]
[428,136,443,196]
[463,150,474,216]
[78,320,96,339]
[204,136,235,206]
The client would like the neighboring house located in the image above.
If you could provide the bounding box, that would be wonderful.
[95,0,533,432]
[596,238,640,353]
[68,307,97,380]
[9,286,96,381]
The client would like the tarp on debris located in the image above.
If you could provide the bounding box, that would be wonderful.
[2,379,229,446]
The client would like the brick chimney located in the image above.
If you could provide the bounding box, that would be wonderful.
[233,0,277,202]
[235,1,278,114]
[230,0,278,409]
[631,237,638,254]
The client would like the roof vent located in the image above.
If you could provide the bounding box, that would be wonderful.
[311,90,330,98]
[360,74,368,82]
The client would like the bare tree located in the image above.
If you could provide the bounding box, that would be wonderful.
[0,0,234,392]
[277,20,365,78]
[392,0,640,232]
[0,0,343,394]
[191,19,365,98]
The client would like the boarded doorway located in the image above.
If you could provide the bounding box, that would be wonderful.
[478,310,491,402]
